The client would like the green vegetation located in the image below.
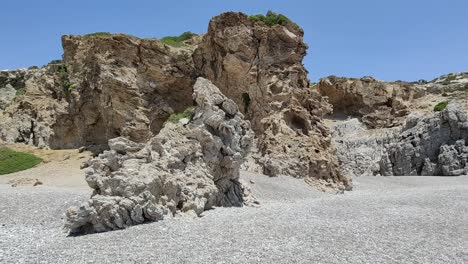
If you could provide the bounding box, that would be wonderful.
[160,32,197,47]
[242,93,251,113]
[0,147,42,175]
[434,101,449,112]
[48,60,62,65]
[57,65,75,94]
[85,32,113,37]
[166,107,196,124]
[249,10,291,27]
[15,88,25,97]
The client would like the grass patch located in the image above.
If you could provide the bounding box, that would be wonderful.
[434,101,449,112]
[0,147,42,175]
[166,107,195,124]
[160,32,197,47]
[249,10,291,27]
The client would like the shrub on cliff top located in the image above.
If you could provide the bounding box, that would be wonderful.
[160,32,197,47]
[249,11,291,27]
[85,32,113,37]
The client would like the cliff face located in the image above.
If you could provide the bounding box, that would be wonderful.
[0,12,351,190]
[0,35,198,149]
[317,76,426,128]
[54,34,197,148]
[194,12,350,190]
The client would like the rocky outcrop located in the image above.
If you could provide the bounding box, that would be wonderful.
[382,104,468,176]
[194,12,350,190]
[318,76,425,128]
[331,105,468,177]
[0,66,69,148]
[0,34,198,149]
[65,78,255,234]
[424,72,468,94]
[1,12,352,191]
[331,119,399,177]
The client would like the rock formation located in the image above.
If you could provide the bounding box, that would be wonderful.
[1,12,352,190]
[194,12,350,190]
[65,78,255,234]
[331,119,399,177]
[0,34,198,149]
[331,105,468,177]
[382,104,468,176]
[318,76,425,128]
[0,66,68,148]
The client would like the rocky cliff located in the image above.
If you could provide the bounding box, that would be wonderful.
[0,12,350,190]
[0,34,198,149]
[327,75,468,178]
[194,12,350,190]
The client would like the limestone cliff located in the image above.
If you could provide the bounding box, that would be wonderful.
[0,12,351,190]
[194,12,350,190]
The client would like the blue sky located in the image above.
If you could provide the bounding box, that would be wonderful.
[1,0,467,81]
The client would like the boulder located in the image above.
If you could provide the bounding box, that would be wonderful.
[65,78,255,234]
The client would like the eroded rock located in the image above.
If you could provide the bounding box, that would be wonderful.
[332,105,468,177]
[65,78,255,234]
[194,12,350,190]
[318,76,425,128]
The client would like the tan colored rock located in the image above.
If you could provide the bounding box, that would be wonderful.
[194,12,350,190]
[317,76,425,128]
[0,34,199,149]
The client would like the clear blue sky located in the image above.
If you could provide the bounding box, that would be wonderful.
[1,0,467,81]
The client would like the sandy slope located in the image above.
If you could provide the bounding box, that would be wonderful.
[1,169,468,264]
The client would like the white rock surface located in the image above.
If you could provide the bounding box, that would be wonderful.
[65,78,255,234]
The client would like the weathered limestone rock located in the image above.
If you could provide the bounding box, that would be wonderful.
[194,12,350,190]
[383,104,468,176]
[331,105,468,177]
[0,66,68,148]
[53,34,197,148]
[0,34,198,149]
[65,78,255,234]
[331,118,399,177]
[318,76,425,128]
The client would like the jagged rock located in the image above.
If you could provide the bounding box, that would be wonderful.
[332,105,468,177]
[438,140,468,176]
[65,78,255,234]
[384,104,468,176]
[0,66,65,148]
[318,76,425,128]
[1,34,198,149]
[194,12,350,190]
[331,119,399,177]
[0,84,16,111]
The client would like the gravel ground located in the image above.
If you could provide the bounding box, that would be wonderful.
[1,173,468,264]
